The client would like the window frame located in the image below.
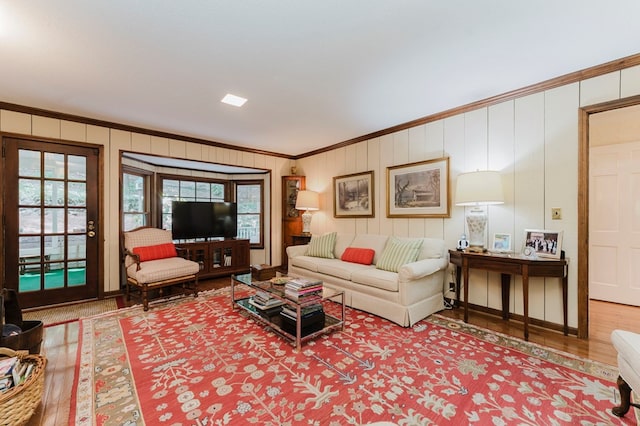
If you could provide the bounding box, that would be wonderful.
[236,180,264,249]
[157,174,231,234]
[121,165,153,231]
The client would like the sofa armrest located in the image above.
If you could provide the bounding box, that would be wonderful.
[398,258,448,281]
[286,244,308,259]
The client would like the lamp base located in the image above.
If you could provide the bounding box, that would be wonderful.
[466,207,487,249]
[301,210,313,234]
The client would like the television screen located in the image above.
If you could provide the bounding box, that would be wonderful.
[212,202,237,239]
[171,201,237,240]
[171,201,214,240]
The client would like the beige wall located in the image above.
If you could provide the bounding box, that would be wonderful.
[0,114,294,293]
[3,63,640,328]
[297,65,640,329]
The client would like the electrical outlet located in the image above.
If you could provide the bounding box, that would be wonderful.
[551,208,562,220]
[448,282,456,292]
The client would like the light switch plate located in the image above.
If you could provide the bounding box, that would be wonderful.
[551,208,562,220]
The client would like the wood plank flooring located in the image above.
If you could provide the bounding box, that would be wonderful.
[23,278,640,425]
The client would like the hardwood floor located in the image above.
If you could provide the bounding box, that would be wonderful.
[24,279,640,425]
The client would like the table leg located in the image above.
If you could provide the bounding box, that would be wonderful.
[562,274,568,336]
[522,265,529,341]
[455,265,462,308]
[463,258,469,323]
[501,273,510,320]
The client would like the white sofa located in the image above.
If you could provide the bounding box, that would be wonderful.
[287,233,449,327]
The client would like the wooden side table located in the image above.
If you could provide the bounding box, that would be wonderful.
[448,249,568,341]
[291,234,312,245]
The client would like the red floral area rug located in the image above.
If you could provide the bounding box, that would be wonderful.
[70,287,637,425]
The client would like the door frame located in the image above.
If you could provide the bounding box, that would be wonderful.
[0,132,105,304]
[578,94,640,338]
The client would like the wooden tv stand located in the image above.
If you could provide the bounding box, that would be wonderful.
[176,238,250,279]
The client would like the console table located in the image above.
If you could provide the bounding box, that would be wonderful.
[448,250,568,341]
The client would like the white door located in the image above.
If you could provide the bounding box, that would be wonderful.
[589,141,640,306]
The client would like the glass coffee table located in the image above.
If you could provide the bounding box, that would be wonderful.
[231,273,345,351]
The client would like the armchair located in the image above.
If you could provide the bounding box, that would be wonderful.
[611,329,640,417]
[123,227,200,311]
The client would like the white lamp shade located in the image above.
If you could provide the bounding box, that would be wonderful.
[295,190,319,211]
[455,171,504,206]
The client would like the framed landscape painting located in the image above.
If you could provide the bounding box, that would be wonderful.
[386,157,450,218]
[333,171,374,218]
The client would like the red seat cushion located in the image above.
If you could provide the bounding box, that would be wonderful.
[341,247,375,265]
[133,243,177,262]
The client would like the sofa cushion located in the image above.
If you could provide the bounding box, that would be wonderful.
[127,257,199,284]
[334,233,355,258]
[351,268,399,292]
[341,247,375,265]
[376,237,423,272]
[350,234,389,264]
[317,260,373,280]
[306,232,337,259]
[132,243,177,262]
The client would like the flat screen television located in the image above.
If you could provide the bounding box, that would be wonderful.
[171,201,237,240]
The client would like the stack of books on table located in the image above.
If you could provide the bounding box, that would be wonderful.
[281,278,325,336]
[0,356,35,392]
[283,277,323,303]
[249,290,285,314]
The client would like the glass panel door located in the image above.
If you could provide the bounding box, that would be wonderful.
[4,138,100,308]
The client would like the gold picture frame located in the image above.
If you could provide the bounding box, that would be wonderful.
[333,171,374,218]
[386,157,450,218]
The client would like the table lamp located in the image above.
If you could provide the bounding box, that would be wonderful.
[295,190,319,235]
[455,170,504,252]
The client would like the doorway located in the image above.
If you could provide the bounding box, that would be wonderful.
[2,137,101,308]
[578,95,640,338]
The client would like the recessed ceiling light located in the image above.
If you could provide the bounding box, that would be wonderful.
[221,93,247,107]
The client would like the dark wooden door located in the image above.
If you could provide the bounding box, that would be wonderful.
[3,137,101,308]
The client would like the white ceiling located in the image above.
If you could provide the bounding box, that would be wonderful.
[1,1,640,157]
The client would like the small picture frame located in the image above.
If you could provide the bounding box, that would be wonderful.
[492,233,512,252]
[523,229,563,259]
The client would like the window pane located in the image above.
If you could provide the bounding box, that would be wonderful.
[196,182,210,200]
[68,234,86,260]
[68,182,87,206]
[44,180,65,206]
[68,155,86,181]
[123,173,144,212]
[180,181,196,199]
[19,179,41,205]
[238,214,260,243]
[211,183,225,200]
[68,209,86,233]
[19,208,41,234]
[45,208,65,234]
[163,179,179,197]
[124,213,146,231]
[237,184,260,213]
[19,149,41,177]
[44,152,65,179]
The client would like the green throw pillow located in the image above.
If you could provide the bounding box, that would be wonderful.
[376,237,423,272]
[306,232,337,259]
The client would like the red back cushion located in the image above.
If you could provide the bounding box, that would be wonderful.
[341,247,375,265]
[132,243,177,262]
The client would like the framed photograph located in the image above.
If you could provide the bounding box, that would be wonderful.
[492,233,512,252]
[523,229,563,259]
[333,171,374,218]
[386,157,450,218]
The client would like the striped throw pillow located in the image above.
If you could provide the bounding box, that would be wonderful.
[376,237,423,272]
[306,232,337,259]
